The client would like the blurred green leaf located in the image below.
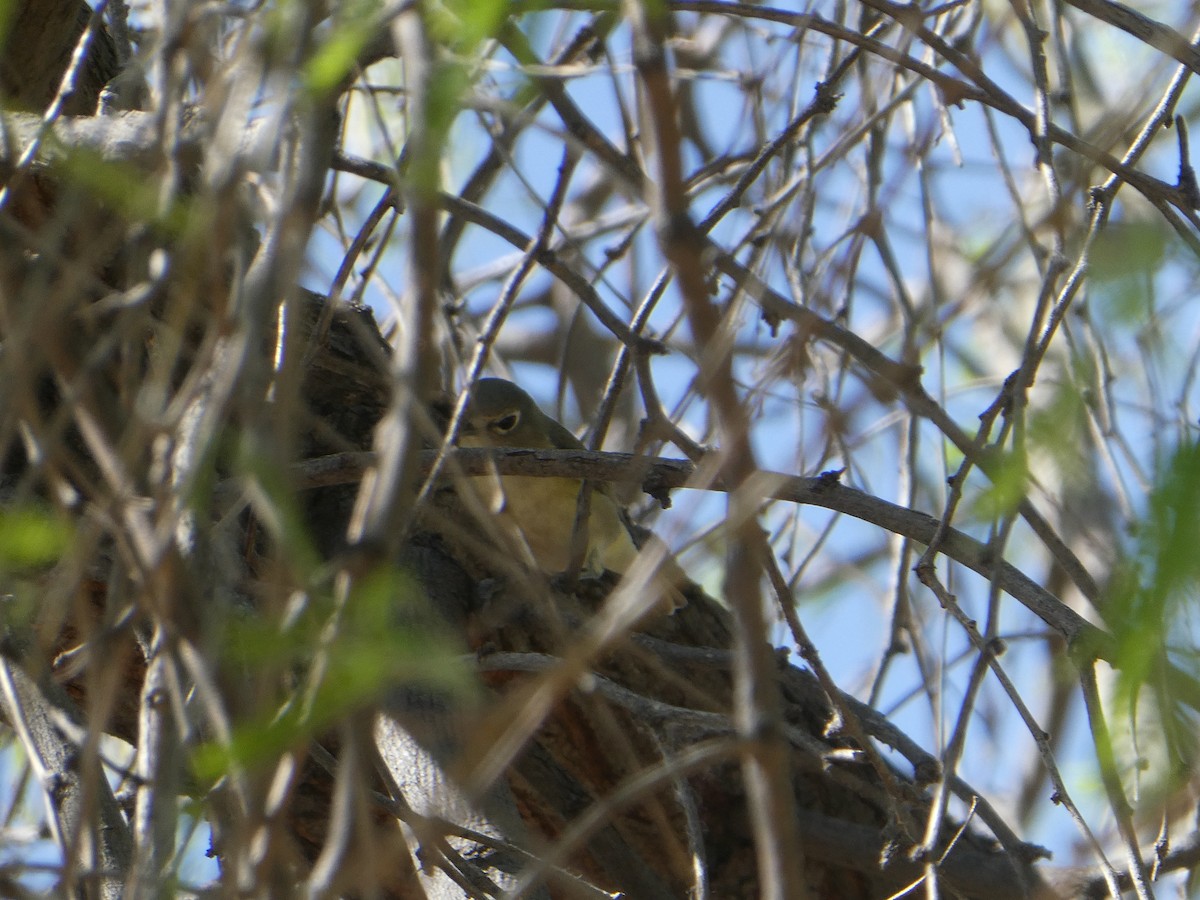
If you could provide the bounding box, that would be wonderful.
[1090,220,1167,284]
[1140,441,1200,609]
[440,0,509,50]
[1027,382,1085,464]
[1105,441,1200,790]
[0,506,71,569]
[424,59,470,145]
[57,148,190,236]
[975,450,1027,520]
[193,565,471,783]
[304,15,376,97]
[1090,220,1167,326]
[0,0,14,51]
[236,432,321,582]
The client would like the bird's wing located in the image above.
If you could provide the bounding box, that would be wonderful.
[545,413,585,451]
[543,411,629,500]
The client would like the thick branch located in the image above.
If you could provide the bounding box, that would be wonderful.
[253,446,1111,660]
[0,109,277,173]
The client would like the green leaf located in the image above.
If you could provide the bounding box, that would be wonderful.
[1103,441,1200,794]
[1090,220,1167,284]
[304,20,374,97]
[192,565,472,783]
[235,432,321,582]
[975,450,1027,520]
[0,506,71,569]
[441,0,509,50]
[0,0,15,53]
[56,147,191,237]
[1090,220,1167,325]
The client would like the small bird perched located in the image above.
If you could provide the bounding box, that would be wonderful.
[457,378,687,614]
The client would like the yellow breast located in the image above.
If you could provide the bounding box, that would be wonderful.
[472,473,637,575]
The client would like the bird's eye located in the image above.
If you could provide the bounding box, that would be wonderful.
[492,412,519,434]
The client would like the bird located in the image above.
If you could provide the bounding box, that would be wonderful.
[456,378,687,614]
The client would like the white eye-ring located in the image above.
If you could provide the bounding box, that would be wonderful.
[492,412,519,433]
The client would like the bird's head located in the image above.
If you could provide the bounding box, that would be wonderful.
[459,378,556,449]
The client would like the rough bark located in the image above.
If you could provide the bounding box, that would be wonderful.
[0,0,119,115]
